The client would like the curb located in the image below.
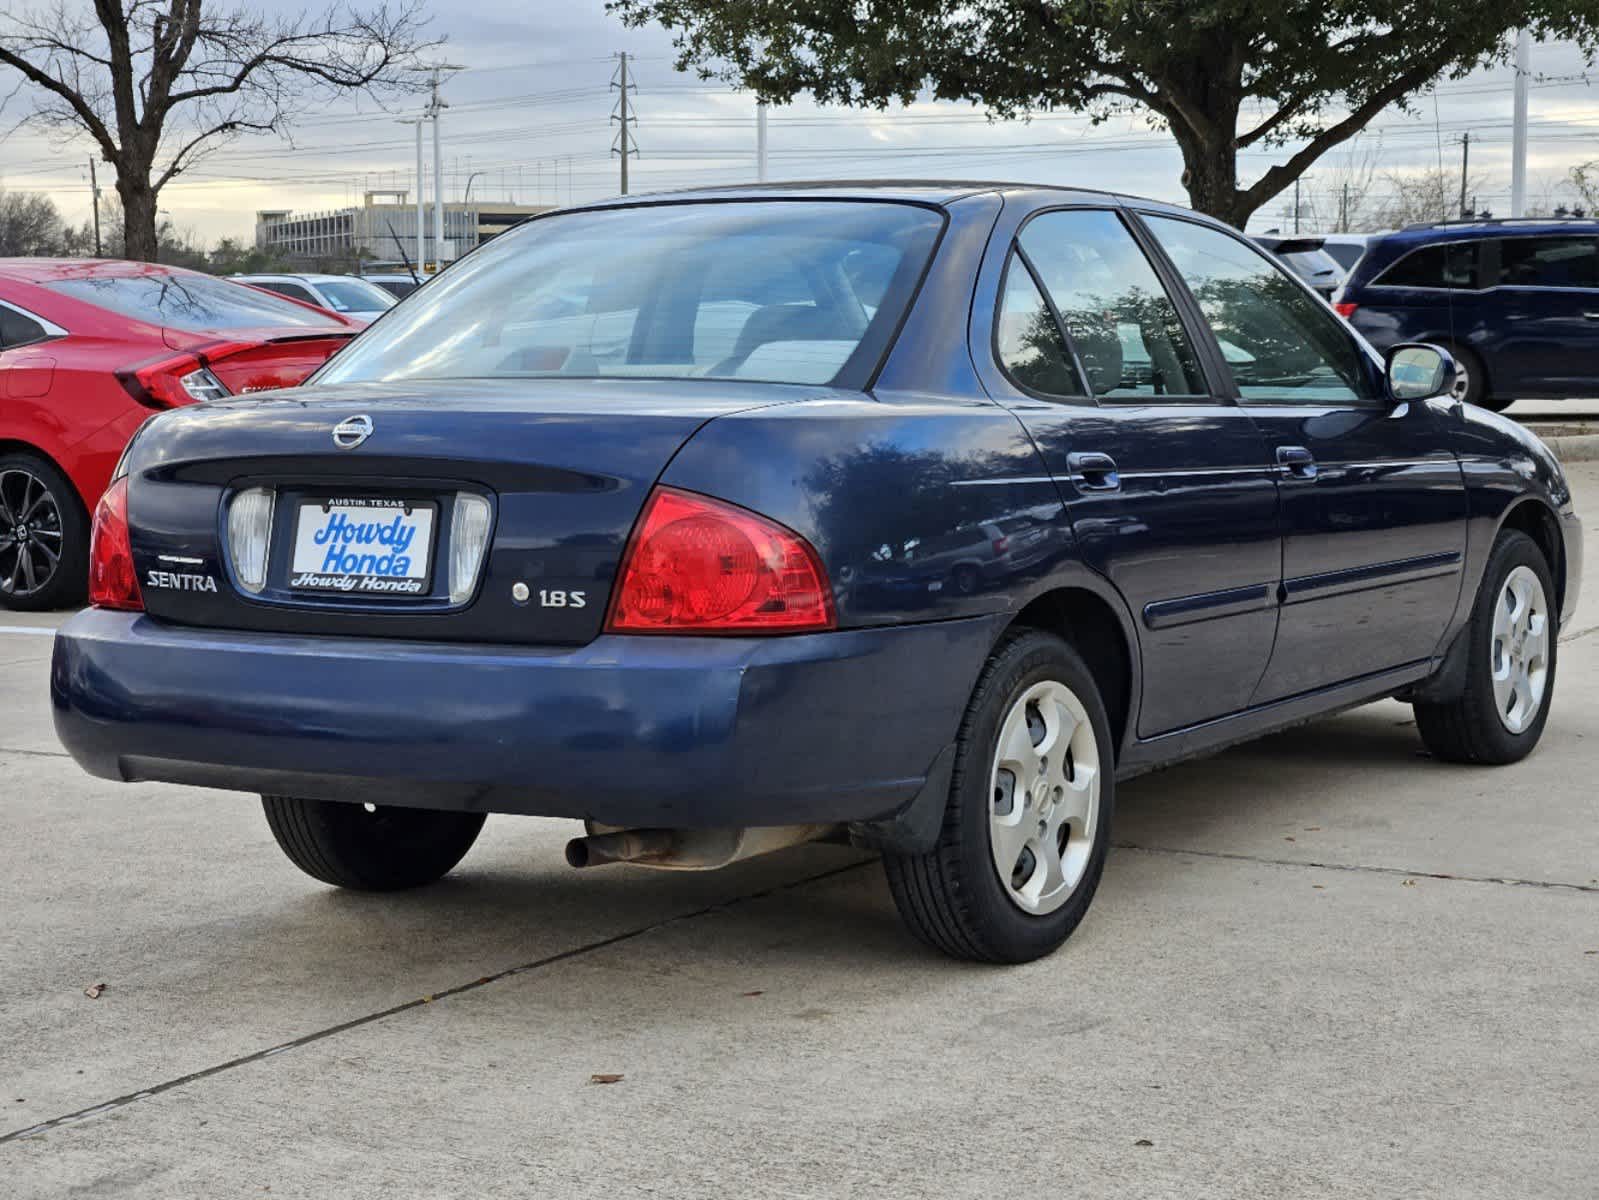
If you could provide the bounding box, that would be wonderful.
[1537,432,1599,464]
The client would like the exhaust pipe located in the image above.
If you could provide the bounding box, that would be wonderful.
[565,824,839,871]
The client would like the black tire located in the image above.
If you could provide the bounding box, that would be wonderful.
[883,630,1115,963]
[1444,342,1509,412]
[0,451,88,611]
[1414,530,1558,765]
[262,795,485,891]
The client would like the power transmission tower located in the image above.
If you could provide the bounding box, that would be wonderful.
[611,52,638,195]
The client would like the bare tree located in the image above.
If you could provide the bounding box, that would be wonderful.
[1568,161,1599,211]
[0,1,436,261]
[0,187,65,254]
[1371,167,1495,229]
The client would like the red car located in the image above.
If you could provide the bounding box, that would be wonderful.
[0,259,360,609]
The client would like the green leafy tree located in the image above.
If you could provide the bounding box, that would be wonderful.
[611,0,1599,226]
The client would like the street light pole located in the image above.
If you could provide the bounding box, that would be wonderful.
[757,100,768,183]
[400,118,424,270]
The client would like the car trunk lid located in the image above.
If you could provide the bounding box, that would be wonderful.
[122,378,828,645]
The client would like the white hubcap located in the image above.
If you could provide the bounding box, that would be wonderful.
[988,679,1101,916]
[1450,357,1471,402]
[1491,565,1550,734]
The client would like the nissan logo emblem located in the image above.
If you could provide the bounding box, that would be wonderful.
[332,415,374,449]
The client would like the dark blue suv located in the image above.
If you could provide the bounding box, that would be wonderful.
[1336,219,1599,412]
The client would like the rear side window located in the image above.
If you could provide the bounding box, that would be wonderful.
[1494,236,1599,288]
[45,272,346,332]
[995,256,1084,397]
[1018,210,1207,397]
[1376,241,1482,290]
[253,281,318,305]
[315,201,944,389]
[0,304,49,350]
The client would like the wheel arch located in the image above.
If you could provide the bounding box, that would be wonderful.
[1000,584,1139,757]
[0,437,91,520]
[1497,497,1566,615]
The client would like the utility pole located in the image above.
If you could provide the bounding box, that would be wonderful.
[1339,183,1350,233]
[611,52,638,195]
[424,64,464,269]
[1292,177,1302,234]
[1511,30,1531,217]
[757,100,769,183]
[1458,132,1471,218]
[87,158,102,256]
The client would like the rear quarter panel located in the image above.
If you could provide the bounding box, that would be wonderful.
[660,395,1088,628]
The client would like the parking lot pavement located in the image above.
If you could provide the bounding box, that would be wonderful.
[3,465,1596,1199]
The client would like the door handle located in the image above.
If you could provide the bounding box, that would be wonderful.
[1276,445,1318,480]
[1067,451,1121,491]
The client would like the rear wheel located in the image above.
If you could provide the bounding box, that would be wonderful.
[883,630,1114,963]
[262,795,485,890]
[0,453,87,611]
[1445,343,1510,412]
[1414,530,1557,765]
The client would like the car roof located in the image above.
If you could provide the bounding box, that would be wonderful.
[234,273,369,285]
[562,178,1176,211]
[0,258,198,284]
[1376,218,1599,249]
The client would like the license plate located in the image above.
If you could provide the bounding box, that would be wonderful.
[289,499,435,595]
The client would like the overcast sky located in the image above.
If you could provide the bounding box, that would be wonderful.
[3,1,1598,242]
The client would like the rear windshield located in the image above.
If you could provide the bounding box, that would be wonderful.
[1322,243,1365,271]
[315,201,944,388]
[46,272,347,332]
[315,279,397,313]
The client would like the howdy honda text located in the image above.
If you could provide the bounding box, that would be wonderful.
[287,572,426,594]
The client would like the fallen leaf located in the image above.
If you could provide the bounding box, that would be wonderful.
[741,990,765,998]
[589,1073,624,1085]
[1284,836,1296,842]
[1584,950,1596,956]
[1304,826,1321,832]
[1133,1138,1154,1147]
[1401,879,1417,887]
[1312,885,1326,890]
[83,983,107,999]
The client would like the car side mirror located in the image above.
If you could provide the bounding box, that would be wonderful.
[1386,343,1456,404]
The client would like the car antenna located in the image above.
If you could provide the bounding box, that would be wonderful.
[1431,87,1460,380]
[385,220,422,287]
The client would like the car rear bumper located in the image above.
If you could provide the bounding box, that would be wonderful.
[51,610,1000,827]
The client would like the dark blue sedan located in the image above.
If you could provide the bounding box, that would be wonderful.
[1336,218,1599,412]
[53,184,1583,962]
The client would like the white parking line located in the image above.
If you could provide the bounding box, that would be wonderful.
[0,626,57,636]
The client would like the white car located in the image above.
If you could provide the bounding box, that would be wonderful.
[231,274,398,322]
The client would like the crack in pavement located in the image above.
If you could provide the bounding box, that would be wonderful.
[1558,622,1597,644]
[0,857,875,1146]
[1115,842,1599,894]
[0,746,70,760]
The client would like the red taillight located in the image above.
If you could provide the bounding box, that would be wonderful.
[1334,301,1358,319]
[606,487,835,634]
[116,342,249,409]
[992,535,1011,555]
[88,477,142,611]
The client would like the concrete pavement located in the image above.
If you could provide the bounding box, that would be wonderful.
[2,467,1596,1198]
